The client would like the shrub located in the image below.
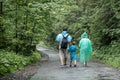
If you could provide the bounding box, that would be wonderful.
[0,50,41,76]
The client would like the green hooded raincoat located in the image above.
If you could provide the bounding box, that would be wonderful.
[79,32,92,62]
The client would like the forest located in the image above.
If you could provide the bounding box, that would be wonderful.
[0,0,120,76]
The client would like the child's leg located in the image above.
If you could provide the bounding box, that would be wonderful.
[70,60,72,67]
[74,60,77,67]
[74,60,76,65]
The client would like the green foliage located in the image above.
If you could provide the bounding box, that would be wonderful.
[29,51,41,63]
[88,0,120,47]
[0,50,41,76]
[0,0,52,55]
[92,40,120,69]
[92,51,120,69]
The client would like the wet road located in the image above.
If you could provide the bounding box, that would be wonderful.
[30,47,120,80]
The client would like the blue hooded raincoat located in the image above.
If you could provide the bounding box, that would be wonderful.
[68,45,78,61]
[56,31,72,49]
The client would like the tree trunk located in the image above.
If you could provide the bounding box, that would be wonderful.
[0,2,2,15]
[15,1,18,54]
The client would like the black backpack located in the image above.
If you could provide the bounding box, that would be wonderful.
[61,34,69,49]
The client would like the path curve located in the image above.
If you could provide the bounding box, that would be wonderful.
[30,47,120,80]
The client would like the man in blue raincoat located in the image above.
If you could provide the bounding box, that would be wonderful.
[79,32,92,67]
[56,28,72,67]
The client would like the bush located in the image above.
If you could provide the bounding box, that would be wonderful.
[92,52,120,69]
[0,50,41,76]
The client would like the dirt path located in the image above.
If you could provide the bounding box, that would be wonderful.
[30,47,120,80]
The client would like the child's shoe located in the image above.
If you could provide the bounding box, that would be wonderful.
[74,65,77,67]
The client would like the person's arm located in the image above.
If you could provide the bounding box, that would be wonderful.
[55,34,61,49]
[68,35,72,42]
[68,46,71,52]
[56,34,60,42]
[75,45,78,50]
[88,39,92,54]
[79,40,81,48]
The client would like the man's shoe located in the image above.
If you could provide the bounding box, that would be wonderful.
[60,65,65,68]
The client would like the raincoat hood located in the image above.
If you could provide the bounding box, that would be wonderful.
[62,31,68,35]
[81,32,88,38]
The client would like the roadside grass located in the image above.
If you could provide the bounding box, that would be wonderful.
[92,51,120,69]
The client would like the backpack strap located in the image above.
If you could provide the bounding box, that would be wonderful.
[62,34,69,38]
[66,34,69,38]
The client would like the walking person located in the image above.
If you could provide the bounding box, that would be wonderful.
[68,41,78,67]
[56,28,72,67]
[79,32,92,67]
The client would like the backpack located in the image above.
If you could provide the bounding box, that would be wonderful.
[61,34,69,49]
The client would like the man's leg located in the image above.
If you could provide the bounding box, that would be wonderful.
[63,49,68,65]
[64,57,67,65]
[59,49,64,65]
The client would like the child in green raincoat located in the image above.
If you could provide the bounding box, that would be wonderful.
[79,32,92,67]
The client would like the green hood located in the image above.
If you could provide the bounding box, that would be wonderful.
[81,32,88,38]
